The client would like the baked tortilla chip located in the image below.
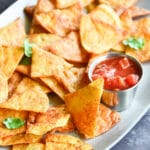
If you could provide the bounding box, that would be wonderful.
[45,133,93,150]
[35,4,82,36]
[0,108,28,138]
[99,0,138,14]
[65,78,104,138]
[27,105,72,135]
[31,46,72,77]
[40,77,69,100]
[0,70,8,102]
[56,0,78,8]
[28,32,89,63]
[1,46,24,78]
[8,71,23,98]
[16,65,31,76]
[126,18,150,62]
[0,77,49,113]
[0,133,42,146]
[54,67,87,93]
[0,18,25,46]
[80,14,124,54]
[24,5,35,18]
[12,143,44,150]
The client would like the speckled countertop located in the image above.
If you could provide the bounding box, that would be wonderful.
[0,0,150,150]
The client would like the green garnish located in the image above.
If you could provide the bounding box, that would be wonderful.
[123,37,145,50]
[3,117,25,129]
[24,39,32,57]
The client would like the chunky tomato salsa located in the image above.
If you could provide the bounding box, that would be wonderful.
[92,56,141,91]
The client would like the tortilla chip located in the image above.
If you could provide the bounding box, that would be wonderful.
[90,4,122,28]
[97,104,120,134]
[0,108,28,138]
[0,18,25,46]
[0,133,42,146]
[99,0,138,14]
[35,4,82,36]
[80,14,124,54]
[0,77,49,113]
[8,71,23,98]
[1,46,24,79]
[12,143,44,150]
[56,0,78,8]
[28,32,89,63]
[79,0,94,7]
[45,133,93,150]
[54,67,87,93]
[31,46,72,77]
[0,70,8,102]
[27,105,72,135]
[0,46,4,69]
[126,18,150,62]
[40,77,69,100]
[65,78,104,138]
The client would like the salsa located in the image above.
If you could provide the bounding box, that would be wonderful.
[92,56,141,91]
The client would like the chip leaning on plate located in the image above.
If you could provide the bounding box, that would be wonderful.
[0,0,150,149]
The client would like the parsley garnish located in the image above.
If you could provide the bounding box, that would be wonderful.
[24,39,32,57]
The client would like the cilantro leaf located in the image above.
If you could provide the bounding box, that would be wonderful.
[24,39,32,57]
[123,37,145,50]
[3,117,25,129]
[19,55,31,65]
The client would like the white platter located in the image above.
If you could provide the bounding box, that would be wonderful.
[0,0,150,150]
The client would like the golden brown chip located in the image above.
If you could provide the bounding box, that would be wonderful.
[0,108,28,138]
[28,32,89,63]
[16,65,31,76]
[31,46,72,77]
[56,0,78,8]
[65,78,104,138]
[0,77,49,113]
[45,133,93,150]
[1,46,24,79]
[8,71,23,98]
[54,67,87,93]
[0,133,42,146]
[79,0,94,7]
[0,46,4,69]
[40,77,69,100]
[125,18,150,62]
[80,14,124,54]
[0,18,25,46]
[0,70,8,102]
[90,4,122,28]
[27,105,72,135]
[12,143,44,150]
[99,0,138,14]
[35,4,82,36]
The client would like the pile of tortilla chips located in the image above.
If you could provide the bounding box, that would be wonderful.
[0,0,150,149]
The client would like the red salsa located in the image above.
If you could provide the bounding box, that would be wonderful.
[92,56,141,91]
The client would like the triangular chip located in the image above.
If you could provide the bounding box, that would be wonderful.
[31,46,72,77]
[56,0,78,8]
[35,4,82,36]
[40,77,69,100]
[65,78,104,138]
[28,32,89,63]
[0,18,25,46]
[8,71,23,98]
[0,108,28,138]
[0,133,42,146]
[45,133,93,150]
[13,143,44,150]
[0,77,49,113]
[27,105,72,135]
[0,70,8,102]
[80,14,124,54]
[1,46,24,78]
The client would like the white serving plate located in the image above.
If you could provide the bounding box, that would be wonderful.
[0,0,150,150]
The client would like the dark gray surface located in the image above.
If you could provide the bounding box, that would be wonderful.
[0,0,150,150]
